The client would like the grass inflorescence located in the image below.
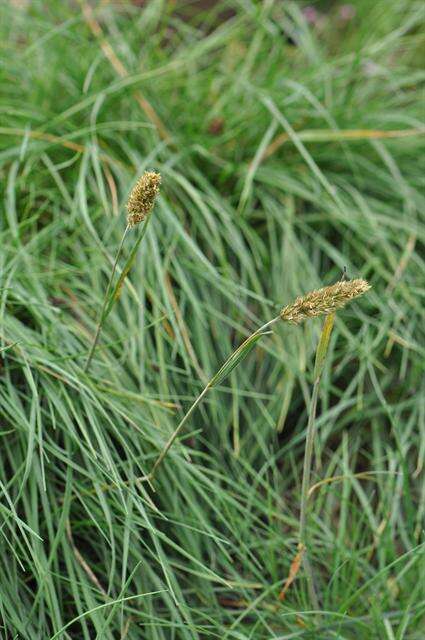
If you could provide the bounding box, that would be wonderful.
[126,171,161,227]
[84,170,161,373]
[280,279,371,323]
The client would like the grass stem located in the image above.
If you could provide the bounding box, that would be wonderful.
[147,315,281,480]
[298,312,336,610]
[84,225,130,373]
[299,377,321,610]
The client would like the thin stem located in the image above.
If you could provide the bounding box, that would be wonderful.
[149,385,210,480]
[299,376,321,610]
[147,315,281,481]
[299,377,320,543]
[298,311,335,609]
[84,225,130,373]
[302,553,320,611]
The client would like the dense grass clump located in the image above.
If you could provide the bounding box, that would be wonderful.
[0,1,424,638]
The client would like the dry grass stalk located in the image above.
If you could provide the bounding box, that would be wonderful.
[278,543,305,601]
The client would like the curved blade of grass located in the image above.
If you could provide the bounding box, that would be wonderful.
[209,331,271,387]
[148,318,280,480]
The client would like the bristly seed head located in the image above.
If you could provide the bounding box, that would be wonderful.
[126,171,161,227]
[280,279,371,324]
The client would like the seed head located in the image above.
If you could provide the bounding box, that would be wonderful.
[280,279,370,324]
[126,171,161,227]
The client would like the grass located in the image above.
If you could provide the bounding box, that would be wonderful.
[0,0,424,638]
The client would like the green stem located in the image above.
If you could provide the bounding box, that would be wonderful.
[149,385,211,480]
[84,225,130,373]
[299,378,320,543]
[298,312,335,610]
[299,376,321,610]
[147,315,281,481]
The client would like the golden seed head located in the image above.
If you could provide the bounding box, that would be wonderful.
[126,171,161,227]
[280,279,371,324]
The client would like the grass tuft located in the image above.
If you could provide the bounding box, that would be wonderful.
[0,1,424,638]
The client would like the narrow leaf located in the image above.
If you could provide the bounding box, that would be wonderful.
[104,213,152,321]
[209,332,270,388]
[313,312,335,381]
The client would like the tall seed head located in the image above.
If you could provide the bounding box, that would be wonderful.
[280,279,370,324]
[126,171,161,227]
